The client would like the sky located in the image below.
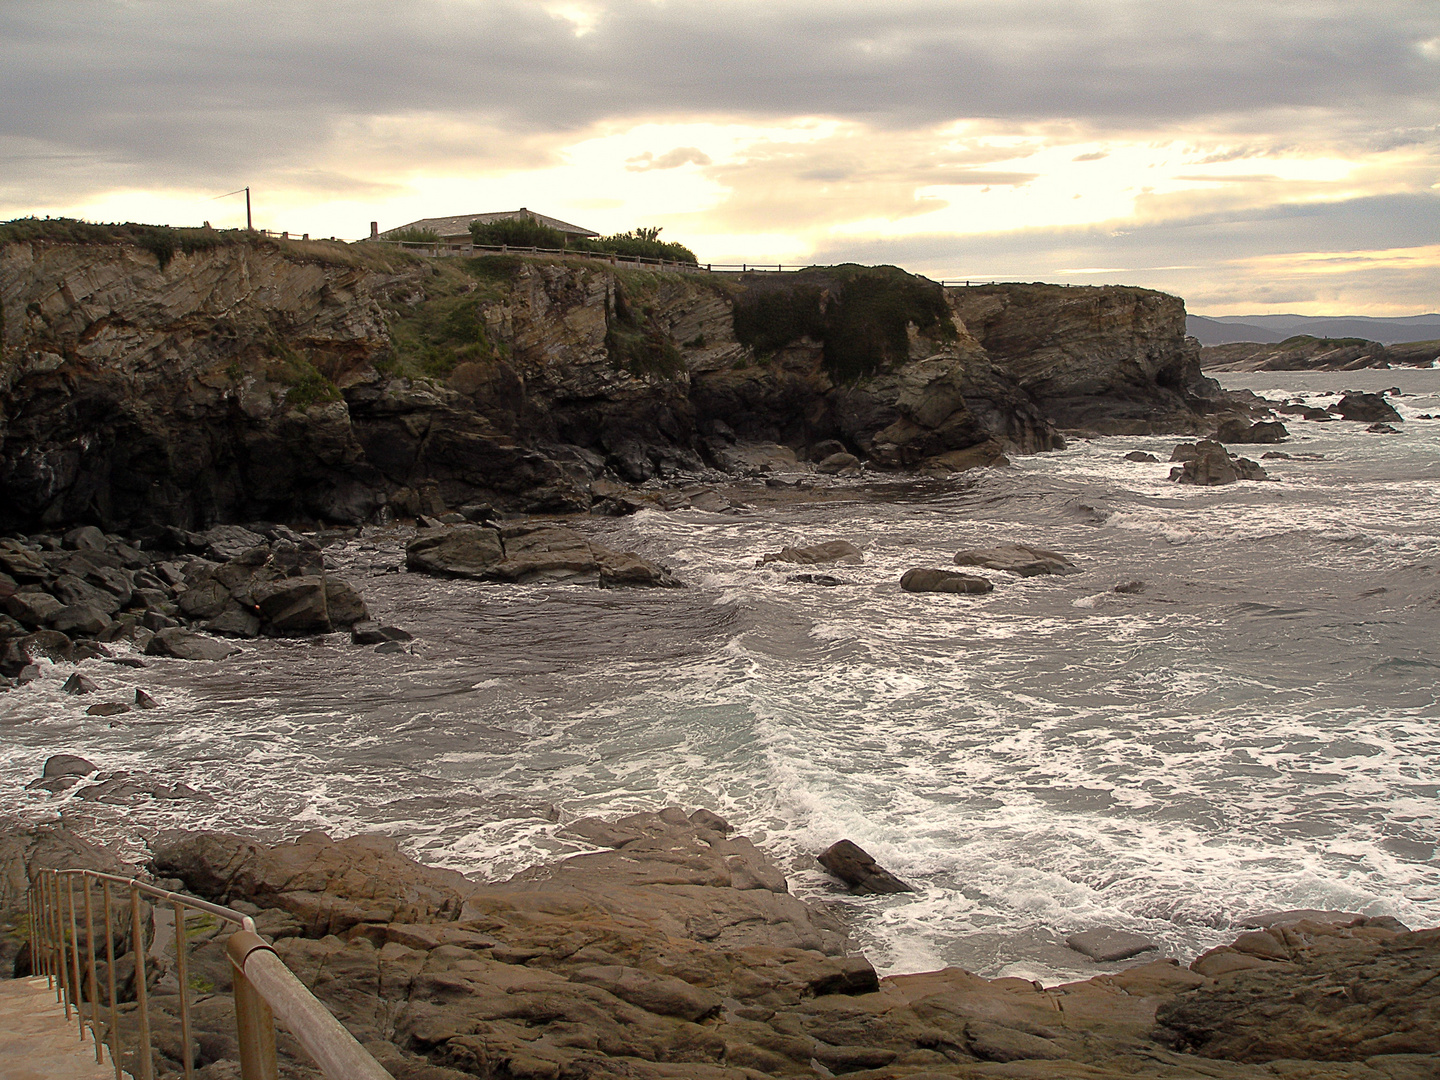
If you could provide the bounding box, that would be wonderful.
[3,1,1438,315]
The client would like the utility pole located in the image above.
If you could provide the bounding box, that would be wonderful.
[214,187,254,230]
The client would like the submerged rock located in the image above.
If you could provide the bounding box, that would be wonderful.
[1169,441,1268,485]
[1333,392,1402,423]
[953,541,1080,576]
[1124,450,1159,462]
[144,628,241,661]
[899,568,993,594]
[1067,928,1158,962]
[758,540,863,567]
[406,523,679,588]
[1213,419,1288,443]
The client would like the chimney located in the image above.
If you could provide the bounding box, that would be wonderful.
[370,221,379,239]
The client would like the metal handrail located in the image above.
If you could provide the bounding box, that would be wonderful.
[27,867,393,1080]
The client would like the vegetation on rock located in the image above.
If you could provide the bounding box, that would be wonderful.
[732,264,958,382]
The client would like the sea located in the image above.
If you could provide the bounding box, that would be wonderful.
[3,369,1438,985]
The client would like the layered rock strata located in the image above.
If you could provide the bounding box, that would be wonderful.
[2,234,1247,532]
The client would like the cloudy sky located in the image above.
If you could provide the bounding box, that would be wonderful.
[4,0,1438,314]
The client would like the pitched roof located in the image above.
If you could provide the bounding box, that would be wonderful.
[379,208,598,239]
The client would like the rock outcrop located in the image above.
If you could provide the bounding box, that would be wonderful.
[1169,441,1269,485]
[948,282,1230,434]
[0,523,368,678]
[2,229,1250,532]
[405,522,680,587]
[3,815,1437,1079]
[1202,335,1440,372]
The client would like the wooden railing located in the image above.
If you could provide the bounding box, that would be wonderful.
[27,867,392,1080]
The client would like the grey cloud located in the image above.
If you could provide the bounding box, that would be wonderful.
[2,0,1438,194]
[805,193,1440,310]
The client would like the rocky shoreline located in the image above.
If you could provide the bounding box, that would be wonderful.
[1,811,1434,1080]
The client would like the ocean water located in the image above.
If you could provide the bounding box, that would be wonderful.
[3,369,1438,984]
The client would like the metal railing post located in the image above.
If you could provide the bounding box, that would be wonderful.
[130,885,155,1080]
[228,932,279,1080]
[84,877,104,1062]
[102,880,123,1080]
[66,875,83,1031]
[48,872,64,1005]
[173,901,194,1078]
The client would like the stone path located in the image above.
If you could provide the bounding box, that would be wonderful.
[0,976,126,1079]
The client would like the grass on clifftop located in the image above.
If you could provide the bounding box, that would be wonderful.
[0,216,424,273]
[733,264,957,382]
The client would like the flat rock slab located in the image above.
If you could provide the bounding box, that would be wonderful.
[954,542,1080,576]
[1067,928,1158,962]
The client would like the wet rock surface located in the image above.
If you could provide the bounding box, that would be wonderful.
[899,568,994,594]
[952,542,1079,577]
[1169,440,1269,485]
[817,840,915,895]
[0,525,371,683]
[406,522,680,588]
[4,814,1435,1080]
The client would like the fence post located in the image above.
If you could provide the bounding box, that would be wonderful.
[130,885,155,1080]
[228,932,279,1080]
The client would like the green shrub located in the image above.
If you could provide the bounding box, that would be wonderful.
[732,265,957,382]
[578,226,697,265]
[470,217,568,249]
[606,281,683,379]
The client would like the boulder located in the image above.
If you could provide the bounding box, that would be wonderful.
[86,702,131,717]
[817,839,915,894]
[1113,580,1146,594]
[49,603,113,637]
[1368,422,1400,433]
[1213,419,1288,443]
[815,452,861,475]
[323,577,369,627]
[197,525,269,561]
[135,689,160,709]
[61,673,99,694]
[351,622,413,646]
[925,440,1010,473]
[144,628,240,661]
[253,576,330,634]
[1333,392,1402,423]
[18,630,74,662]
[405,525,504,579]
[407,523,678,588]
[1123,451,1159,462]
[3,591,66,628]
[953,542,1079,576]
[43,754,98,778]
[203,603,262,638]
[62,525,107,551]
[1170,446,1268,485]
[900,568,993,594]
[759,540,863,567]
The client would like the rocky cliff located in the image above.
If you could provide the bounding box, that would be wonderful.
[1201,335,1440,372]
[1,229,1232,531]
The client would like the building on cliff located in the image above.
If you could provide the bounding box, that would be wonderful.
[370,208,598,244]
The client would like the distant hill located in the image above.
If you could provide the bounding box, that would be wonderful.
[1188,313,1440,346]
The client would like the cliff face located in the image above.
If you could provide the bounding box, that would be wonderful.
[949,283,1224,434]
[1201,335,1440,372]
[1,237,1221,530]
